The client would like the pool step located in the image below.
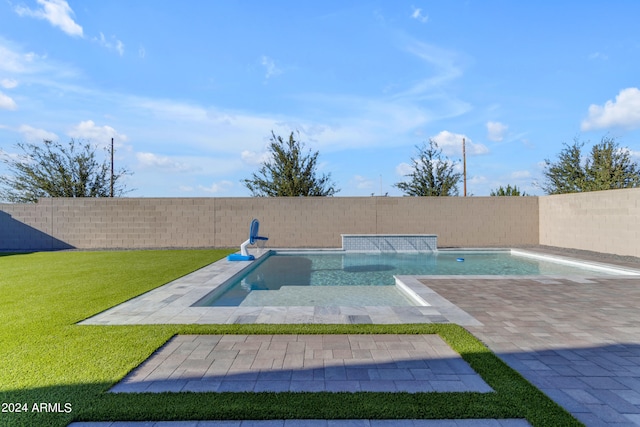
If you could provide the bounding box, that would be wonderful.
[239,285,419,307]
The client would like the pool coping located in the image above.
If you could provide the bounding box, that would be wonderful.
[78,248,640,326]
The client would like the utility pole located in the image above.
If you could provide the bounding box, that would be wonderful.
[462,137,467,197]
[110,137,114,198]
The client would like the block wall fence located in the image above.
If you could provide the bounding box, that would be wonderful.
[1,188,638,257]
[538,188,640,258]
[1,197,538,251]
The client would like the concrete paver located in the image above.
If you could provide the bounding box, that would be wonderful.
[110,334,492,394]
[421,246,640,426]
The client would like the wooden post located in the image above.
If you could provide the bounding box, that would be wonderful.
[463,137,467,197]
[110,138,114,198]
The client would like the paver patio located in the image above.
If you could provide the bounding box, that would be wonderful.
[421,247,640,427]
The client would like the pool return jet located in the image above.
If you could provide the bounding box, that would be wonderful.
[228,218,269,261]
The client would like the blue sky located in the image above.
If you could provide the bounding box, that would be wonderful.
[1,1,640,197]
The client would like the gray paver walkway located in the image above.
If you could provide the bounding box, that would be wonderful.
[421,250,640,426]
[110,334,492,394]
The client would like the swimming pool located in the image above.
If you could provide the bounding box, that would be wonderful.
[195,250,633,307]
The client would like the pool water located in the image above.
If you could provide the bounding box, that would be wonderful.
[195,251,622,307]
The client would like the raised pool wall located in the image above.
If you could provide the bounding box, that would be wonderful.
[341,234,438,252]
[1,188,639,257]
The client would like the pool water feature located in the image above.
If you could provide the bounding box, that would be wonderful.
[195,250,631,307]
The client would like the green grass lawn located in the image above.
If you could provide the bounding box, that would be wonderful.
[0,250,581,427]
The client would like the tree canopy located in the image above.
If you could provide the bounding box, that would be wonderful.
[394,139,462,196]
[0,139,131,203]
[242,131,339,197]
[540,137,640,194]
[490,184,527,196]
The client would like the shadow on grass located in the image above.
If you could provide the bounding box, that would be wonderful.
[0,251,34,257]
[0,377,554,426]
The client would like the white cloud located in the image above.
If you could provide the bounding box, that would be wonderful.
[282,39,470,154]
[116,40,124,56]
[67,120,128,147]
[411,7,429,23]
[0,38,82,83]
[136,152,192,172]
[617,147,640,162]
[283,95,433,150]
[0,91,17,110]
[241,150,271,166]
[396,132,482,177]
[432,130,489,157]
[0,34,468,175]
[352,175,374,190]
[396,40,464,98]
[581,87,640,131]
[15,0,83,37]
[486,121,508,142]
[261,55,282,79]
[1,78,18,89]
[121,96,299,154]
[396,155,461,178]
[588,52,608,61]
[135,98,210,122]
[468,175,486,185]
[0,31,470,160]
[199,180,234,194]
[510,170,531,179]
[0,40,40,74]
[18,124,58,142]
[95,33,125,56]
[395,162,413,176]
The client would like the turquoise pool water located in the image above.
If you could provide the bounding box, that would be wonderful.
[196,250,624,307]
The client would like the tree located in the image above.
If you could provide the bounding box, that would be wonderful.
[394,139,462,196]
[0,139,131,203]
[242,131,339,197]
[585,137,640,191]
[490,184,527,196]
[540,137,640,195]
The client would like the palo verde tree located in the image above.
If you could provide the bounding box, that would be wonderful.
[0,139,132,203]
[394,139,462,196]
[540,136,640,194]
[490,184,527,196]
[242,131,339,197]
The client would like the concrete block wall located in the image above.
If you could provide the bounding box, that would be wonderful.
[539,188,640,257]
[3,191,638,256]
[205,197,540,248]
[1,198,217,250]
[0,201,64,250]
[1,196,540,251]
[225,197,378,248]
[373,197,539,247]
